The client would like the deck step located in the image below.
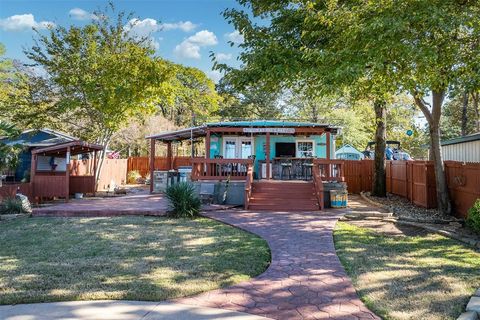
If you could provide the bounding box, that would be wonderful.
[248,181,319,211]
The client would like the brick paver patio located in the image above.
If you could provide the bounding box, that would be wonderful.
[176,209,380,320]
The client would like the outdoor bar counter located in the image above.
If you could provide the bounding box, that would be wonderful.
[259,158,314,180]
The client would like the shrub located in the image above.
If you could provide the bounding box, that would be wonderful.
[466,199,480,234]
[0,197,25,215]
[165,182,201,218]
[127,170,142,184]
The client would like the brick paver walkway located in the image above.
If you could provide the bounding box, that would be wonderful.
[176,209,380,320]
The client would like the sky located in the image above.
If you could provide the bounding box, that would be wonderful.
[0,0,245,82]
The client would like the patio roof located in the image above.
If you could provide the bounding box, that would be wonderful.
[32,141,103,156]
[147,120,340,142]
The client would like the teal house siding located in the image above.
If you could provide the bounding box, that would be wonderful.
[251,134,335,173]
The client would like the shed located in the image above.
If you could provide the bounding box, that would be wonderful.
[440,133,480,163]
[0,128,76,181]
[31,141,103,201]
[335,144,364,160]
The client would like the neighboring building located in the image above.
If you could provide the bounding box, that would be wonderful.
[440,133,480,163]
[335,144,364,160]
[0,128,77,181]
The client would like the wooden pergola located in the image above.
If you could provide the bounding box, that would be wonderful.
[31,141,103,201]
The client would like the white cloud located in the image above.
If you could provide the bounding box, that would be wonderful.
[208,70,223,83]
[69,8,97,21]
[174,41,201,59]
[124,18,162,50]
[174,30,218,59]
[125,18,160,37]
[187,30,218,46]
[161,21,197,32]
[224,30,244,44]
[0,14,54,31]
[215,53,232,62]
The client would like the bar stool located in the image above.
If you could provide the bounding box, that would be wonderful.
[280,160,292,180]
[302,162,314,180]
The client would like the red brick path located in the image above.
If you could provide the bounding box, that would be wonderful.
[176,210,379,320]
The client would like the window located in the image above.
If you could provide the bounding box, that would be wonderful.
[296,141,314,158]
[224,140,237,158]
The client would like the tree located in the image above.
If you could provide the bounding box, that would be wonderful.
[23,5,174,181]
[216,79,285,120]
[336,0,480,214]
[220,0,480,214]
[218,1,398,197]
[156,63,220,127]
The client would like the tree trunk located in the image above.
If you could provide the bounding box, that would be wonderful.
[95,132,112,189]
[461,90,469,136]
[413,91,452,215]
[371,99,387,197]
[472,92,480,132]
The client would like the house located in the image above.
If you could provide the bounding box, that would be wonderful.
[335,144,364,160]
[147,120,345,210]
[0,129,76,181]
[439,133,480,163]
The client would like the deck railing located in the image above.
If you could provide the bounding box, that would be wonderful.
[313,159,345,182]
[191,159,254,181]
[312,165,325,210]
[244,164,254,209]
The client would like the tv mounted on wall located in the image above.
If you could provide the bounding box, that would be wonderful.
[275,142,296,157]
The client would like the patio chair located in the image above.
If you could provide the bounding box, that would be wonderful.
[280,159,292,180]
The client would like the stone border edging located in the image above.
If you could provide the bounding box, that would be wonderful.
[353,193,480,250]
[359,191,461,224]
[359,191,393,214]
[458,289,480,320]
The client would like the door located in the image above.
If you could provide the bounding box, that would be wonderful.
[239,138,253,159]
[223,137,253,158]
[223,138,238,159]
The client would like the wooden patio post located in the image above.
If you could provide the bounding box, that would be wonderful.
[167,141,173,170]
[326,131,331,160]
[65,146,71,202]
[266,132,271,180]
[325,131,331,180]
[93,150,97,197]
[149,139,155,193]
[30,153,36,202]
[205,129,211,176]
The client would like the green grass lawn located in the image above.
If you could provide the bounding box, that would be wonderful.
[334,222,480,320]
[0,216,270,305]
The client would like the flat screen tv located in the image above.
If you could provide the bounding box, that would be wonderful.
[275,142,296,157]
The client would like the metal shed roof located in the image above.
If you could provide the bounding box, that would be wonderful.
[441,133,480,146]
[146,120,340,141]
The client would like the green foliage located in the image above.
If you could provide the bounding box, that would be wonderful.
[0,120,21,171]
[466,199,480,234]
[0,198,25,215]
[127,170,142,184]
[156,62,220,127]
[165,182,201,218]
[216,79,285,120]
[20,5,174,146]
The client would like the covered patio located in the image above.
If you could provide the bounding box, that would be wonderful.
[147,121,344,184]
[31,141,103,202]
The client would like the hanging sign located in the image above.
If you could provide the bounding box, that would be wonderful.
[243,128,295,134]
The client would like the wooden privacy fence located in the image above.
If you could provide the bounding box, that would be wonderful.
[0,183,32,201]
[127,156,195,177]
[341,159,479,218]
[71,158,128,191]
